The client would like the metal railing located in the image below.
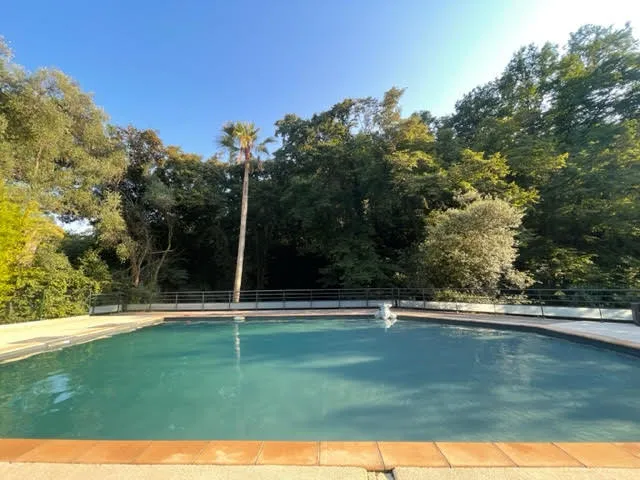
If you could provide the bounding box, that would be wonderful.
[90,287,640,312]
[396,288,639,309]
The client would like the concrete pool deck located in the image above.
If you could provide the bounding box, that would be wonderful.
[1,466,640,480]
[0,463,370,480]
[1,309,639,476]
[0,312,166,364]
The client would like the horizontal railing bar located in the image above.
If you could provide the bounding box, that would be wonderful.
[91,288,640,313]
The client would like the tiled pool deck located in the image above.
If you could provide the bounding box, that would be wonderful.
[1,309,639,474]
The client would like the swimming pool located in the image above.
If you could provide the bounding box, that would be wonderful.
[1,317,639,441]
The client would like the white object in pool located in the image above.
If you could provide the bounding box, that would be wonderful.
[233,316,245,322]
[375,304,397,324]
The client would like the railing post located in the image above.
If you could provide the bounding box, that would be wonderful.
[537,290,544,318]
[81,287,640,321]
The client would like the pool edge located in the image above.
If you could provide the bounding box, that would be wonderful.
[2,309,639,363]
[1,440,639,469]
[0,317,164,364]
[397,310,640,357]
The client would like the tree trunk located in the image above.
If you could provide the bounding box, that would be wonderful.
[131,250,142,288]
[132,262,141,288]
[233,157,251,302]
[151,222,173,289]
[130,242,149,289]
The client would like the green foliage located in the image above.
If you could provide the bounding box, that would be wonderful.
[219,121,273,165]
[411,198,532,291]
[0,184,62,304]
[431,289,531,305]
[96,127,181,292]
[78,249,113,292]
[446,24,640,288]
[0,41,125,219]
[1,24,639,322]
[447,149,536,207]
[0,40,122,322]
[7,243,94,322]
[530,246,600,288]
[0,190,28,302]
[0,184,101,323]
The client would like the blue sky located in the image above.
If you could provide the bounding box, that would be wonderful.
[2,0,639,158]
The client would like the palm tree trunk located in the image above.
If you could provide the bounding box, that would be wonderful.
[233,158,251,302]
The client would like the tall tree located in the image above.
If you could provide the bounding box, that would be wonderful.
[98,127,177,292]
[0,38,124,220]
[0,37,121,321]
[219,122,273,301]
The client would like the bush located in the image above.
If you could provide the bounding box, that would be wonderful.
[412,198,532,290]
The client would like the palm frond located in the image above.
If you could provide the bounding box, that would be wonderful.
[255,136,275,155]
[217,121,272,164]
[218,122,240,163]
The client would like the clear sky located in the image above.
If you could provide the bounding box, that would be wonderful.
[2,0,639,158]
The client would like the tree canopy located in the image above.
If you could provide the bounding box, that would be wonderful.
[1,24,639,321]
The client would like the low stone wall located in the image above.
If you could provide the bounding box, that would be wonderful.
[397,300,632,321]
[89,304,122,314]
[94,299,633,322]
[118,299,395,312]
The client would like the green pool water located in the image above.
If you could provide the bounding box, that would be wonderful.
[1,317,639,441]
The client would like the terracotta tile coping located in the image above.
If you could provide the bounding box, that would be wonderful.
[1,440,639,470]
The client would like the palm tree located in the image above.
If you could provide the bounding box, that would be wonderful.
[219,122,273,302]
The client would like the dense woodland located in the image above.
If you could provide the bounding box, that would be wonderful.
[1,24,639,321]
